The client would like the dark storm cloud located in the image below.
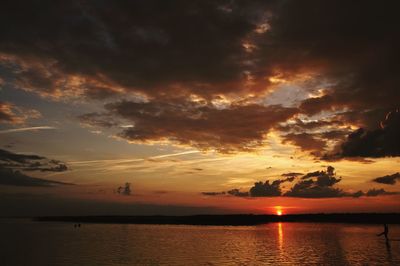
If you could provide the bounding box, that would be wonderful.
[0,166,72,187]
[280,109,400,160]
[270,1,400,115]
[0,149,68,172]
[81,99,297,152]
[0,0,274,99]
[1,0,399,154]
[0,0,397,102]
[269,1,400,156]
[372,173,400,185]
[339,110,400,158]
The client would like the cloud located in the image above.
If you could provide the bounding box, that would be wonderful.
[342,188,398,198]
[372,173,400,185]
[203,166,398,199]
[0,148,68,172]
[284,166,343,198]
[277,118,344,132]
[282,133,327,155]
[203,176,295,198]
[249,176,295,197]
[1,1,399,156]
[0,149,70,187]
[0,101,41,124]
[280,109,400,160]
[278,118,351,158]
[80,99,297,152]
[0,166,72,187]
[273,1,400,116]
[0,126,56,134]
[116,183,132,196]
[249,181,281,197]
[0,1,271,99]
[0,102,20,124]
[338,110,400,158]
[365,188,398,197]
[227,189,249,197]
[78,112,119,128]
[202,191,226,196]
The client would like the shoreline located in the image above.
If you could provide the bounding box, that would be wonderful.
[33,213,400,226]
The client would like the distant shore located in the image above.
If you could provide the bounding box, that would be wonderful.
[34,213,400,226]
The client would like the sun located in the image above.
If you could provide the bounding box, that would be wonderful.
[275,206,283,216]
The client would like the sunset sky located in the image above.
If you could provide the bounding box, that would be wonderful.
[1,0,399,216]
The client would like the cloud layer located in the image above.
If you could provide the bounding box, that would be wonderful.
[81,99,297,152]
[0,167,72,187]
[0,149,68,172]
[0,149,69,187]
[1,1,399,157]
[202,166,399,199]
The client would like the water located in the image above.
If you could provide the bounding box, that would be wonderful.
[1,219,399,265]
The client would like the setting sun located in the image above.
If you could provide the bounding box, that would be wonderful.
[275,206,283,216]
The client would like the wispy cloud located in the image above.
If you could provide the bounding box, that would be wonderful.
[150,150,201,159]
[0,126,56,134]
[68,150,201,166]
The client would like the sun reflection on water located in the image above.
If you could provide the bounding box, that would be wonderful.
[278,222,283,249]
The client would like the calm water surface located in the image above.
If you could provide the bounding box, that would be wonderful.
[0,219,399,265]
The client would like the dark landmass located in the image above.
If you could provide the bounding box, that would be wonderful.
[35,213,400,226]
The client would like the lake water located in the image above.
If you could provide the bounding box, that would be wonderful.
[0,219,399,265]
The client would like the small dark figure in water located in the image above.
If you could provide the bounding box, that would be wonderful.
[377,224,389,241]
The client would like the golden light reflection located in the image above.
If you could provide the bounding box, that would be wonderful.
[278,222,283,250]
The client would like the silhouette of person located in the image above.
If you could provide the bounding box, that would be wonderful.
[377,224,389,241]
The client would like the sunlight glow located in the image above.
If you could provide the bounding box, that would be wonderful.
[275,206,283,216]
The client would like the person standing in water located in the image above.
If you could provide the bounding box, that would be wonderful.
[377,224,389,241]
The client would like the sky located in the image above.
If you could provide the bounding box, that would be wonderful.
[0,0,399,216]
